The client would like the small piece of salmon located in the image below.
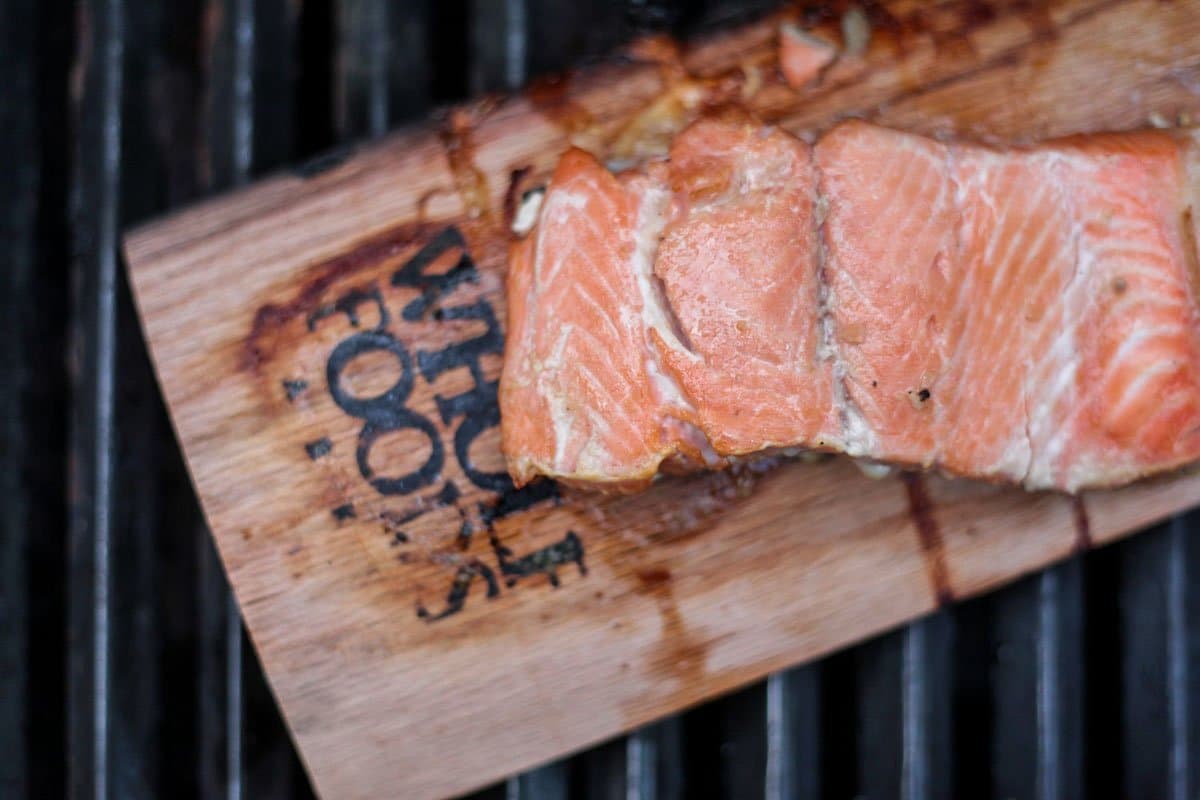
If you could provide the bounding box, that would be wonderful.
[500,117,1200,493]
[778,23,838,90]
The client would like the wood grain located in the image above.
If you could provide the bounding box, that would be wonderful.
[124,2,1200,797]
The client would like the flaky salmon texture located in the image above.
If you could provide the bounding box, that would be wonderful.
[499,115,1200,494]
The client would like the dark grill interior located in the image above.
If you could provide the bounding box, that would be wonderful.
[4,1,1200,798]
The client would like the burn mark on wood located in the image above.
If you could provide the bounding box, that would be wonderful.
[792,0,1005,53]
[436,481,461,505]
[1019,2,1059,43]
[526,73,596,136]
[624,549,713,694]
[331,503,356,521]
[416,559,500,622]
[390,225,479,320]
[380,481,462,529]
[326,327,415,418]
[418,300,511,492]
[635,566,672,590]
[527,73,572,108]
[479,480,560,526]
[901,472,954,605]
[457,518,474,550]
[856,0,992,56]
[292,144,358,178]
[418,300,502,379]
[490,530,587,588]
[325,328,446,495]
[1072,494,1092,552]
[956,0,999,30]
[862,0,1114,119]
[438,109,493,221]
[382,507,426,528]
[357,419,444,495]
[307,286,390,331]
[282,378,308,401]
[504,165,533,228]
[243,220,428,372]
[304,437,332,460]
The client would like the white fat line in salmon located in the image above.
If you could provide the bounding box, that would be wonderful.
[813,148,877,460]
[631,179,694,412]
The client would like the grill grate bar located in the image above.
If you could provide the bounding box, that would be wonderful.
[627,718,685,800]
[764,675,787,800]
[201,0,264,794]
[1045,559,1084,800]
[336,0,390,139]
[507,764,569,800]
[764,666,820,800]
[1036,568,1062,800]
[226,605,243,800]
[231,0,255,181]
[626,728,656,800]
[338,0,433,137]
[858,632,906,796]
[990,561,1083,799]
[25,3,1200,799]
[66,0,124,796]
[469,0,526,95]
[233,1,310,797]
[902,621,931,800]
[1168,516,1190,800]
[365,0,389,136]
[199,532,240,799]
[225,3,255,797]
[505,0,528,92]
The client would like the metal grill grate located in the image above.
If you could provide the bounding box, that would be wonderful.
[3,1,1199,798]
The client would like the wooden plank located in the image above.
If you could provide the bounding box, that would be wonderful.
[123,2,1200,797]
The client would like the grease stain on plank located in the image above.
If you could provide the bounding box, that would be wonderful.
[902,472,955,605]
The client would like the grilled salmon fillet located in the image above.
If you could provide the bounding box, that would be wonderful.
[500,116,1200,493]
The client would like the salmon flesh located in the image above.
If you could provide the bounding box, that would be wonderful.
[500,116,1200,493]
